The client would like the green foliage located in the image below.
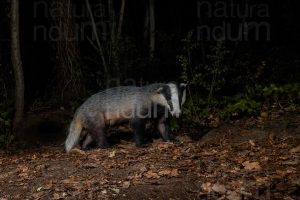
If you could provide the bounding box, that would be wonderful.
[178,31,229,95]
[169,118,180,132]
[181,94,259,120]
[220,95,261,118]
[180,83,299,123]
[261,83,300,103]
[178,32,232,121]
[177,31,299,124]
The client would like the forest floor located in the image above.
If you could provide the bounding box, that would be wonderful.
[0,111,300,200]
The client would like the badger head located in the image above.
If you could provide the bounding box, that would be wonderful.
[152,82,187,118]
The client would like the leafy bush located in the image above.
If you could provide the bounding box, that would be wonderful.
[220,95,261,118]
[178,31,229,97]
[181,83,299,123]
[261,83,300,105]
[177,31,299,124]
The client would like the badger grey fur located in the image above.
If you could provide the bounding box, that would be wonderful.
[65,82,186,153]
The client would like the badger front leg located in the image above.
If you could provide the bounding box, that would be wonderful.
[156,115,177,142]
[131,118,147,147]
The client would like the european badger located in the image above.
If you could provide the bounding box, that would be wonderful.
[65,82,186,152]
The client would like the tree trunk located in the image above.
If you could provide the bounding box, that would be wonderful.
[11,0,24,136]
[108,0,119,78]
[149,0,155,59]
[117,0,126,39]
[54,0,83,102]
[143,0,149,42]
[114,0,126,79]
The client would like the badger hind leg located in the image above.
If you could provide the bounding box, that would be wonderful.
[81,133,94,150]
[131,118,148,147]
[81,129,110,149]
[93,127,110,148]
[88,114,110,149]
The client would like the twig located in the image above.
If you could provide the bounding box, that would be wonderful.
[85,0,109,76]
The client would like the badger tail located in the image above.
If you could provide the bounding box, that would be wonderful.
[65,117,83,153]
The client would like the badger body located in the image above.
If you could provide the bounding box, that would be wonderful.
[65,82,186,153]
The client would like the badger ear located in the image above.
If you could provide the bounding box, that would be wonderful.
[155,87,164,94]
[180,83,187,89]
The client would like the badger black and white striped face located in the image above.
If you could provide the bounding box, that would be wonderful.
[153,83,187,118]
[167,83,187,117]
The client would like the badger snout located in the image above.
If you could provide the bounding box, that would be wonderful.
[171,111,181,118]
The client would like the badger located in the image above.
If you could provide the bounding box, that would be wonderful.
[65,82,187,153]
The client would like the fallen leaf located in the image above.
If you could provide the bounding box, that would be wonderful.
[83,163,99,168]
[268,133,276,142]
[242,161,261,170]
[260,112,268,118]
[155,142,172,149]
[158,169,170,176]
[32,192,43,199]
[253,175,269,183]
[282,159,298,165]
[279,156,288,160]
[122,181,130,189]
[249,140,255,146]
[226,191,241,200]
[158,169,179,177]
[144,170,160,179]
[239,190,252,197]
[111,188,120,193]
[62,177,75,184]
[53,193,60,200]
[202,150,218,156]
[201,182,212,192]
[208,115,220,128]
[101,190,107,194]
[120,149,129,154]
[212,183,226,194]
[140,166,147,173]
[290,145,300,153]
[292,178,300,186]
[31,154,37,160]
[109,150,116,158]
[170,169,179,177]
[68,148,86,155]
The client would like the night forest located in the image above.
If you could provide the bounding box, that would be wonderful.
[0,0,300,199]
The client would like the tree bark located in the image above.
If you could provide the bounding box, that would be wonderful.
[11,0,24,136]
[143,1,149,42]
[117,0,126,39]
[149,0,155,59]
[86,0,109,76]
[54,0,83,102]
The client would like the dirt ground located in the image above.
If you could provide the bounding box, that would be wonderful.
[0,112,300,200]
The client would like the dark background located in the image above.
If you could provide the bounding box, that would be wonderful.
[0,0,299,126]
